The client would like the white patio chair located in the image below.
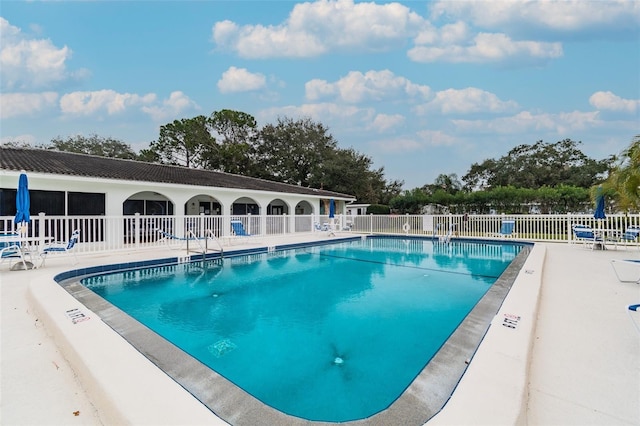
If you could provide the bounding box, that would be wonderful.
[0,242,30,270]
[39,229,80,267]
[610,259,640,284]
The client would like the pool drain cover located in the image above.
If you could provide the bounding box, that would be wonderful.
[209,339,237,358]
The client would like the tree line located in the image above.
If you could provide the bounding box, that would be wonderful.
[3,109,637,214]
[14,111,402,206]
[390,136,638,214]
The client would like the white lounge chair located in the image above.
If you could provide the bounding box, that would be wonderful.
[610,259,640,284]
[314,222,335,237]
[157,228,212,251]
[0,238,30,270]
[39,229,80,267]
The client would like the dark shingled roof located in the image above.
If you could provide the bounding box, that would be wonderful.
[0,147,355,199]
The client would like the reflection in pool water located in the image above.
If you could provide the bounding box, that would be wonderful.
[82,237,523,422]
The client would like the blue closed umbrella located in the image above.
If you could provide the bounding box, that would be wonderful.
[14,172,31,225]
[329,199,335,219]
[594,188,606,220]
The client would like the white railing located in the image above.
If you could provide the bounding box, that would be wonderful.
[1,212,639,256]
[348,213,640,242]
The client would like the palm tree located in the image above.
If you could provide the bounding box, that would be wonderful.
[603,135,640,212]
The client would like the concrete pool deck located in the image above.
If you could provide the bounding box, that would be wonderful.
[1,236,639,425]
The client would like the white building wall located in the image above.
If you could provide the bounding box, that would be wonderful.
[1,170,344,221]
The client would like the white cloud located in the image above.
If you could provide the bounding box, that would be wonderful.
[452,110,601,134]
[439,21,470,45]
[409,32,563,64]
[416,129,457,146]
[370,113,405,132]
[306,70,431,103]
[60,90,156,116]
[411,0,637,65]
[429,0,640,35]
[262,102,369,122]
[217,66,267,93]
[0,92,59,119]
[258,102,375,135]
[589,91,639,113]
[141,91,199,122]
[371,130,460,156]
[373,136,424,152]
[0,17,80,90]
[210,0,631,66]
[305,79,337,101]
[211,20,239,45]
[212,0,424,58]
[415,87,518,115]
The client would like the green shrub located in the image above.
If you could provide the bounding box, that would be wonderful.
[367,204,391,214]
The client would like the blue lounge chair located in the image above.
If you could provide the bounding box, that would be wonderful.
[230,220,260,243]
[571,224,603,249]
[490,219,516,238]
[231,220,253,236]
[621,226,640,250]
[40,229,80,266]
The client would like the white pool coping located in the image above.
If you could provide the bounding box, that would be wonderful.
[2,235,639,425]
[428,243,543,425]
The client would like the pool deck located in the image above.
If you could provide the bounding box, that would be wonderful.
[1,235,639,425]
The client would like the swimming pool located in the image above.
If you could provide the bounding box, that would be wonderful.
[61,236,529,424]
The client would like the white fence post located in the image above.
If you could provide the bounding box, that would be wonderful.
[38,212,46,247]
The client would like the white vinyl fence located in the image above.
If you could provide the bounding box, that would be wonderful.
[1,212,639,256]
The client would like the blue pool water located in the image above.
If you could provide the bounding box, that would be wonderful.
[82,237,522,422]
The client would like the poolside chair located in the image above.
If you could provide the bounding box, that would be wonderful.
[489,220,516,238]
[610,259,640,284]
[156,229,213,251]
[0,240,30,270]
[627,304,640,334]
[230,220,260,243]
[621,226,640,250]
[571,224,603,250]
[314,222,335,237]
[230,220,252,237]
[39,229,80,267]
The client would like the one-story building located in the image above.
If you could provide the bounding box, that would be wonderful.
[0,147,356,239]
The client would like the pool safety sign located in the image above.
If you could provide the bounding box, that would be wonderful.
[502,313,521,329]
[65,308,90,324]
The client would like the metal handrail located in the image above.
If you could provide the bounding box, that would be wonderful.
[204,229,224,258]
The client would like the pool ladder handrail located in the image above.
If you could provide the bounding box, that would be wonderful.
[435,223,456,243]
[183,230,224,258]
[204,229,224,258]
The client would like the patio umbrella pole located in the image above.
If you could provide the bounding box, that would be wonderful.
[13,171,33,270]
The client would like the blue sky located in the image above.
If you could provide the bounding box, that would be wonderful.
[1,0,639,190]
